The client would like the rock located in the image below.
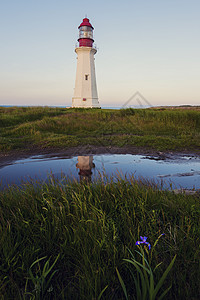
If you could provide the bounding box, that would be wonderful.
[173,189,198,195]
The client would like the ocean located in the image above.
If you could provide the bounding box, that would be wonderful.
[0,105,123,109]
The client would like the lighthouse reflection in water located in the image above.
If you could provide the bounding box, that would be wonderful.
[76,156,95,182]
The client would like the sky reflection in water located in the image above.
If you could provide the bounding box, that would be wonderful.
[0,154,200,190]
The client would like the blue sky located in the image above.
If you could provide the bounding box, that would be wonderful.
[0,0,199,107]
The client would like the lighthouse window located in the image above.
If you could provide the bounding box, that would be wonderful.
[81,26,92,31]
[85,74,89,80]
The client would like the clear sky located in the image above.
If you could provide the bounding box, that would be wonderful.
[0,0,199,107]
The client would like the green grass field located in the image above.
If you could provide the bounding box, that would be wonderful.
[0,107,200,299]
[0,176,199,299]
[0,106,199,152]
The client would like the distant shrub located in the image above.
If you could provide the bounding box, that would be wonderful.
[119,108,135,117]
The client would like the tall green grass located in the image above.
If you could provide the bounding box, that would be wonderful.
[0,107,199,152]
[0,176,199,299]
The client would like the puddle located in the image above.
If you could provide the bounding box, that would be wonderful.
[0,153,200,190]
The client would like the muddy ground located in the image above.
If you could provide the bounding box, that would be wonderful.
[0,145,199,168]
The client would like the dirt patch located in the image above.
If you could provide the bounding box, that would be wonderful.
[0,145,199,168]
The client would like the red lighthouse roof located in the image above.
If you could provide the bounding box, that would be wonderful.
[78,18,94,29]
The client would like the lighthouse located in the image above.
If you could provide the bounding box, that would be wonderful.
[72,17,100,108]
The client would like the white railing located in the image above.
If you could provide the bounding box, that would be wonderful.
[75,42,97,49]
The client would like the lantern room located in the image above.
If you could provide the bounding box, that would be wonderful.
[78,18,94,47]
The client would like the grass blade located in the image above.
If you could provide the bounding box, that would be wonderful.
[152,255,176,299]
[116,268,129,300]
[97,285,108,300]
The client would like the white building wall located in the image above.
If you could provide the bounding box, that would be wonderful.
[72,47,100,108]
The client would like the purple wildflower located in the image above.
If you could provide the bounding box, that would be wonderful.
[135,236,151,250]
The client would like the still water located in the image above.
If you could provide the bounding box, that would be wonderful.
[0,153,200,190]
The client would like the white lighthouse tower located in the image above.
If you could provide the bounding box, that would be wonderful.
[72,17,100,108]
